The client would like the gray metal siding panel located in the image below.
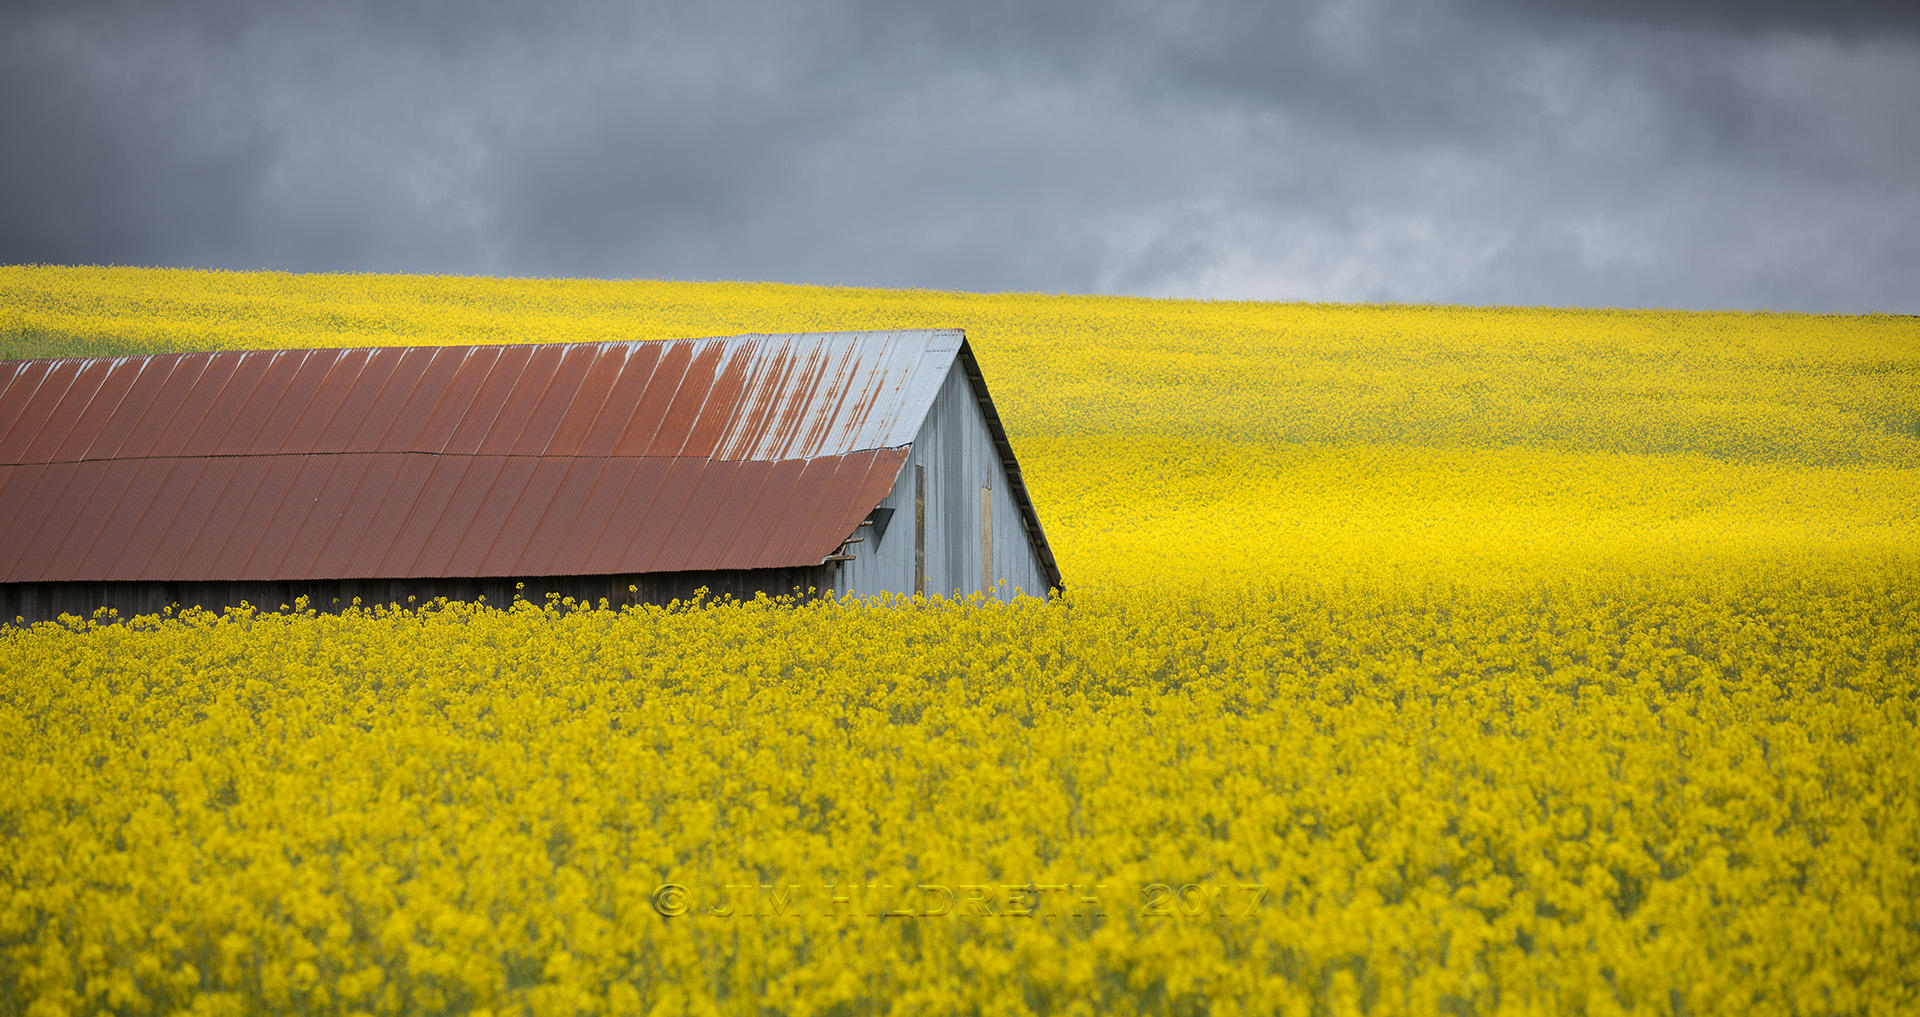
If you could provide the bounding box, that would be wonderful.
[942,372,967,592]
[834,439,918,598]
[1,566,839,624]
[831,364,1046,602]
[991,466,1046,597]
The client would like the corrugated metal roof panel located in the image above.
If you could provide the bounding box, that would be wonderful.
[443,345,532,455]
[641,458,751,574]
[794,453,895,568]
[0,447,927,582]
[14,359,100,463]
[140,455,241,579]
[541,343,627,456]
[206,453,320,580]
[496,342,596,456]
[607,457,705,569]
[341,346,434,452]
[646,341,723,458]
[306,453,412,580]
[0,329,1064,585]
[69,457,173,580]
[569,343,659,457]
[0,360,74,462]
[678,339,754,460]
[169,355,241,454]
[250,350,336,455]
[665,457,778,573]
[0,362,46,442]
[8,361,76,458]
[10,460,105,580]
[560,457,656,576]
[702,331,961,461]
[372,345,465,453]
[503,457,615,576]
[733,454,844,567]
[110,353,205,459]
[440,456,542,577]
[335,453,438,578]
[47,357,140,462]
[274,454,376,580]
[0,465,31,571]
[737,340,830,461]
[615,340,693,457]
[0,460,75,576]
[179,350,272,457]
[412,345,500,454]
[71,357,163,461]
[475,457,574,578]
[225,350,311,455]
[713,457,809,565]
[312,347,403,453]
[175,456,277,581]
[114,456,215,580]
[475,344,566,455]
[366,454,469,577]
[34,455,126,577]
[234,455,336,579]
[404,455,511,576]
[289,349,375,453]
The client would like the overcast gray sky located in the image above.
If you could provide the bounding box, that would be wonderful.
[3,0,1916,312]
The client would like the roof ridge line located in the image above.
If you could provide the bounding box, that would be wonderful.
[1,328,969,365]
[1,446,917,467]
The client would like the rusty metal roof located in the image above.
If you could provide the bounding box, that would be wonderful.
[0,329,1039,584]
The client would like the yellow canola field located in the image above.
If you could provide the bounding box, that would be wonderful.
[3,265,1919,1015]
[4,582,1917,1017]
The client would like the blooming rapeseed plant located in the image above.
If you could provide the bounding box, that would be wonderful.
[1,266,1916,1014]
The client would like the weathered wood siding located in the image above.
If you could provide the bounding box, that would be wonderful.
[832,365,1049,601]
[2,567,835,624]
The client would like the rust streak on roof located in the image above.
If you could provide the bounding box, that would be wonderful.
[0,360,77,461]
[16,359,104,463]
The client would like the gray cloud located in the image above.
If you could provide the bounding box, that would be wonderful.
[2,0,1915,312]
[1469,0,1920,38]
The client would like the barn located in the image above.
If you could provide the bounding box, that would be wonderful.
[0,329,1062,623]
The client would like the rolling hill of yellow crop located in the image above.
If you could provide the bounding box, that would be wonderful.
[6,264,1918,589]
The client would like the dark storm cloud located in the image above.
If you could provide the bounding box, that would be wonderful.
[1470,0,1920,37]
[2,0,1915,311]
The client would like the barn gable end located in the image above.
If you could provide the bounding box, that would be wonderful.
[831,341,1058,601]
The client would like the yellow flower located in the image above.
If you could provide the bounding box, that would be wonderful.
[2,265,1915,1014]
